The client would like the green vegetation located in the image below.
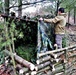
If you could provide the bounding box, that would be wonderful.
[16,45,37,63]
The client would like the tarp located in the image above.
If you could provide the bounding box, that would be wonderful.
[37,21,54,53]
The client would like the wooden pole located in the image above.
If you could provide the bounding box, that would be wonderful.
[19,68,29,75]
[36,56,51,64]
[35,61,50,71]
[38,45,76,57]
[37,66,50,74]
[4,50,35,71]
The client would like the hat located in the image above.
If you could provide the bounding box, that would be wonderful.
[58,8,65,13]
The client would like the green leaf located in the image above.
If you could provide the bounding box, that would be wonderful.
[18,32,24,38]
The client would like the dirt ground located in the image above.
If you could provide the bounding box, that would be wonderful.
[65,25,76,45]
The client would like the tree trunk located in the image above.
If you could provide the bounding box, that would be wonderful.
[18,0,22,18]
[68,10,70,24]
[36,56,51,64]
[4,50,35,71]
[4,0,9,15]
[36,61,50,71]
[56,0,60,16]
[74,6,76,24]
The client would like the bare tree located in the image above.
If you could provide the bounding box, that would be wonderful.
[4,0,9,15]
[18,0,22,17]
[74,6,76,24]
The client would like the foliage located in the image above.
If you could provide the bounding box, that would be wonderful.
[0,16,37,75]
[0,0,4,13]
[60,0,76,11]
[16,45,37,63]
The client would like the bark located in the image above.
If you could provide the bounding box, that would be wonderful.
[4,0,9,15]
[74,6,76,24]
[52,59,76,73]
[37,66,50,74]
[36,55,61,65]
[68,53,76,58]
[35,61,50,71]
[18,0,22,17]
[36,56,51,64]
[38,44,76,57]
[4,50,35,71]
[68,48,76,52]
[56,0,60,16]
[50,51,64,59]
[68,10,70,24]
[25,71,37,75]
[19,68,29,75]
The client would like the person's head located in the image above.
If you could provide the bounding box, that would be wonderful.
[58,8,65,14]
[11,12,16,17]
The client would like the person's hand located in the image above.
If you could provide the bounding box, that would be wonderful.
[39,17,43,21]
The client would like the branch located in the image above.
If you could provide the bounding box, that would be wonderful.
[8,0,47,9]
[15,1,50,11]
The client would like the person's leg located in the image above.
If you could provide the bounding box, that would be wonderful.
[55,34,67,63]
[55,34,64,49]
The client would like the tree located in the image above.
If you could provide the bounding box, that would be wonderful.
[74,6,76,24]
[4,0,9,15]
[60,0,76,24]
[18,0,22,17]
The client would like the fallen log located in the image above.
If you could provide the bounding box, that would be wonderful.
[50,58,61,63]
[51,59,76,74]
[24,71,37,75]
[62,67,74,75]
[50,51,64,59]
[68,53,76,58]
[52,66,74,75]
[37,51,64,59]
[15,64,22,71]
[51,65,64,74]
[36,55,51,64]
[55,72,63,75]
[4,50,35,71]
[35,61,51,71]
[68,48,76,52]
[37,66,50,74]
[19,68,29,75]
[54,51,64,58]
[50,61,64,71]
[36,55,61,65]
[38,44,76,57]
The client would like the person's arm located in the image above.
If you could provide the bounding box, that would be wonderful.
[44,16,61,23]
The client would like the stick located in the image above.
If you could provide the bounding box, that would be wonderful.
[4,50,35,71]
[38,45,76,57]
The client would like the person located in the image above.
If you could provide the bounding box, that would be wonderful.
[11,12,16,17]
[40,8,67,49]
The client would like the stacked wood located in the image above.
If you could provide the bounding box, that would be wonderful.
[37,44,76,75]
[36,56,51,64]
[35,61,51,71]
[38,44,76,57]
[3,44,76,75]
[4,50,35,71]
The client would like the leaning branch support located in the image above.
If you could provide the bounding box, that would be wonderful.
[3,50,35,71]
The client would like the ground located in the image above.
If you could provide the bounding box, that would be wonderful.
[66,25,76,45]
